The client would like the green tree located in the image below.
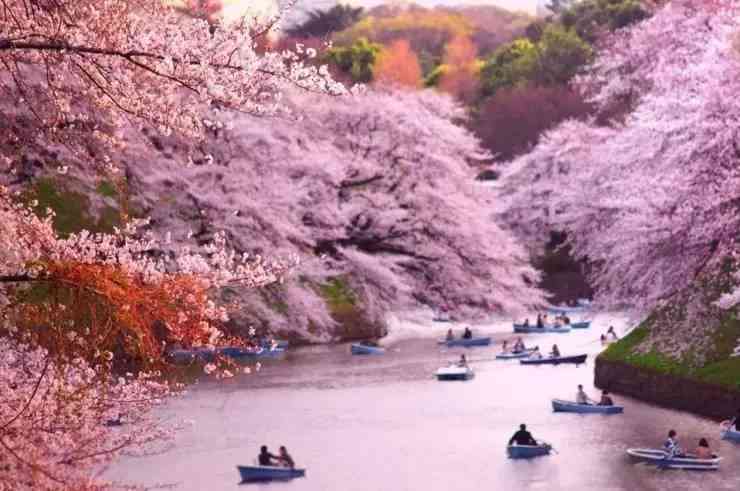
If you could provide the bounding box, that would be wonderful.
[534,24,593,86]
[561,0,649,43]
[480,38,539,96]
[326,38,382,83]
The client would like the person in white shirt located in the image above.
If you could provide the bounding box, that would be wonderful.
[576,384,592,405]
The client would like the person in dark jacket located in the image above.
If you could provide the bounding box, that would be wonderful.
[258,445,278,466]
[509,424,537,446]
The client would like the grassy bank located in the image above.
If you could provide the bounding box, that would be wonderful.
[600,310,740,390]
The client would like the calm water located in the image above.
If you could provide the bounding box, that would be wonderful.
[107,314,740,490]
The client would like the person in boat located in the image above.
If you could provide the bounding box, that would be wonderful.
[550,344,561,358]
[607,326,619,340]
[663,430,683,457]
[258,445,279,466]
[536,314,544,329]
[277,446,295,468]
[731,408,740,431]
[513,337,525,353]
[502,340,509,353]
[509,424,537,446]
[694,438,712,459]
[462,327,473,339]
[576,384,592,405]
[457,354,468,367]
[562,315,571,325]
[446,328,454,341]
[529,346,542,359]
[598,390,614,406]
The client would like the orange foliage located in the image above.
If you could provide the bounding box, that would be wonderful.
[7,260,219,373]
[374,40,422,88]
[439,35,480,104]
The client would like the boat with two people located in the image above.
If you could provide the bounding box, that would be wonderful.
[435,355,475,381]
[506,424,552,459]
[552,387,623,414]
[720,408,740,442]
[238,445,305,483]
[520,345,587,366]
[438,326,491,347]
[627,430,721,471]
[496,338,537,359]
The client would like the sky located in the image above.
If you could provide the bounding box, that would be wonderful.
[223,0,541,22]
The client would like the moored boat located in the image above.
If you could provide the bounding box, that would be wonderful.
[435,365,474,381]
[507,443,552,459]
[261,339,289,350]
[626,448,721,470]
[218,346,286,359]
[551,399,623,414]
[512,324,571,334]
[438,336,492,347]
[237,465,306,482]
[350,343,385,355]
[167,347,215,363]
[496,349,537,360]
[520,354,587,365]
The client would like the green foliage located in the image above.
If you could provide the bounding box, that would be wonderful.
[318,277,357,316]
[424,63,448,87]
[96,180,118,199]
[480,38,539,95]
[326,38,381,83]
[24,178,120,237]
[535,24,593,85]
[601,325,649,361]
[561,0,650,43]
[693,358,740,389]
[480,25,591,96]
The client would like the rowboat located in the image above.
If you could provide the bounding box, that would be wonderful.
[496,349,537,359]
[435,365,474,381]
[167,348,215,363]
[520,354,587,365]
[551,399,623,414]
[438,337,492,347]
[513,324,571,334]
[507,443,552,459]
[570,321,591,329]
[720,421,740,442]
[218,347,286,359]
[350,343,385,355]
[626,448,721,470]
[237,465,306,482]
[261,339,289,349]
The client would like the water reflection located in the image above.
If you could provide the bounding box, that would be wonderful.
[107,314,740,490]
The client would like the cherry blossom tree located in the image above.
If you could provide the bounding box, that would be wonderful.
[114,88,546,338]
[502,0,740,315]
[0,0,344,167]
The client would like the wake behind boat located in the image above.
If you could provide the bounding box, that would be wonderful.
[626,448,721,470]
[237,465,306,483]
[551,399,623,414]
[520,354,587,365]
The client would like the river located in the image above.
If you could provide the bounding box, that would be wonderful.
[106,313,740,490]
